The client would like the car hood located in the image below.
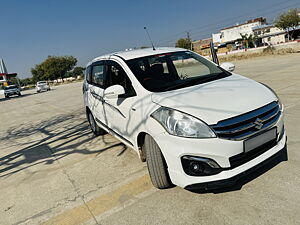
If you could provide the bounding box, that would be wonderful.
[5,88,19,92]
[151,74,277,125]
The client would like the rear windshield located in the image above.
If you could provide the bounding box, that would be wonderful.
[4,85,18,90]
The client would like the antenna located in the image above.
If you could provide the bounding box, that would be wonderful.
[144,27,156,50]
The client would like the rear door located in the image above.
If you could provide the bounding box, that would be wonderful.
[86,61,108,126]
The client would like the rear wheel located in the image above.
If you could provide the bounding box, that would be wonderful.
[144,134,172,189]
[87,110,106,136]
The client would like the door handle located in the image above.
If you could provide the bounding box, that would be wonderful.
[131,107,136,111]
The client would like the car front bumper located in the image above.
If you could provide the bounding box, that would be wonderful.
[5,91,19,96]
[37,87,48,91]
[153,114,286,188]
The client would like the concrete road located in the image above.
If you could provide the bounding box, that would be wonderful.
[0,53,300,225]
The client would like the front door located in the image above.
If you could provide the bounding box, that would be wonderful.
[103,60,137,146]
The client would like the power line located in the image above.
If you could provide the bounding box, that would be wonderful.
[156,0,300,46]
[190,2,300,40]
[159,1,300,46]
[187,0,298,33]
[157,0,299,45]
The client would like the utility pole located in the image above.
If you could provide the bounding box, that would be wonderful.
[186,31,192,50]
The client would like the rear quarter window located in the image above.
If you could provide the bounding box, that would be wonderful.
[86,66,92,83]
[91,65,106,87]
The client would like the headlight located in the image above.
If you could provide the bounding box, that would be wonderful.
[151,107,216,138]
[260,83,283,111]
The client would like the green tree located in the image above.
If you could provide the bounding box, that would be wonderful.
[20,78,34,86]
[31,56,77,82]
[275,8,300,41]
[67,66,85,78]
[175,38,192,50]
[240,33,258,48]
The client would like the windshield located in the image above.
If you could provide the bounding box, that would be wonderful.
[4,85,18,90]
[37,81,47,85]
[126,51,231,92]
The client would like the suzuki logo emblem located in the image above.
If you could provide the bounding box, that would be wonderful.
[254,118,263,130]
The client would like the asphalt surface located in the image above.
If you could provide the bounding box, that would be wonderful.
[0,53,300,225]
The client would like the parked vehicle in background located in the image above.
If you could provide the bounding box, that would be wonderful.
[36,81,50,93]
[4,85,21,98]
[83,47,286,190]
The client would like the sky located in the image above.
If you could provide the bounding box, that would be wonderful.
[0,0,299,79]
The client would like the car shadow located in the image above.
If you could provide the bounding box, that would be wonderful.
[0,110,127,178]
[0,92,37,101]
[187,146,288,194]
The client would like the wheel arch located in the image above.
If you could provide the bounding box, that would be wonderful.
[137,132,148,162]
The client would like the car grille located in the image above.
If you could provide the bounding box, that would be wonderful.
[210,101,281,141]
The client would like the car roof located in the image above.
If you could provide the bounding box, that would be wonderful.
[88,47,187,66]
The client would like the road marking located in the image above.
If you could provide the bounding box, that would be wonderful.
[42,174,153,225]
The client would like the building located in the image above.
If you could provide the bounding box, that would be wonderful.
[0,58,18,87]
[212,33,222,45]
[253,24,287,45]
[220,17,267,44]
[192,38,212,56]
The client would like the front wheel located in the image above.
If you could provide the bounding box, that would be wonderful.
[5,95,9,98]
[87,111,106,136]
[144,135,173,189]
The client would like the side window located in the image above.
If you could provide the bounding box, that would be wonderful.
[85,66,92,83]
[107,61,136,97]
[91,64,106,87]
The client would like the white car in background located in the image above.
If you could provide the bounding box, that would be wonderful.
[83,47,286,190]
[36,81,50,93]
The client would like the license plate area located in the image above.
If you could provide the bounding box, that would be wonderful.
[244,128,277,153]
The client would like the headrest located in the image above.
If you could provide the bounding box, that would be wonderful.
[149,63,163,76]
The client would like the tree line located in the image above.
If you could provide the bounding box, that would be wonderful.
[17,56,85,86]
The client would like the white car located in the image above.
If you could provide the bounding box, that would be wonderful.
[4,85,21,98]
[36,81,50,92]
[83,47,286,190]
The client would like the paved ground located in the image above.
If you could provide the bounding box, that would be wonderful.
[0,53,300,225]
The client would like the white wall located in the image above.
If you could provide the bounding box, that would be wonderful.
[221,21,262,43]
[212,33,221,43]
[263,34,285,45]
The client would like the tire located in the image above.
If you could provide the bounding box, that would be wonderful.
[144,134,172,189]
[87,110,106,136]
[18,92,21,96]
[5,95,9,98]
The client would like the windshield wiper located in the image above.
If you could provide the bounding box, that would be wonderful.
[163,73,224,91]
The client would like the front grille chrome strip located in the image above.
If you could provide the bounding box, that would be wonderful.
[212,101,278,129]
[210,101,281,141]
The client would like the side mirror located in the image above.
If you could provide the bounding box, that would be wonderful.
[104,85,125,99]
[220,62,235,72]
